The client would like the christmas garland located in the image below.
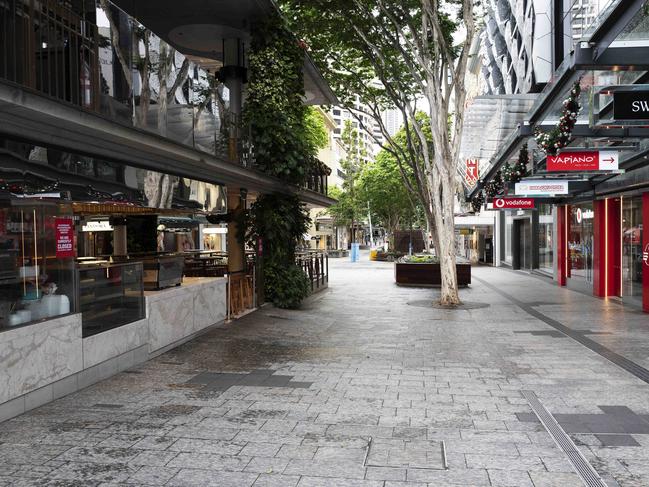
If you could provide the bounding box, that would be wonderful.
[485,170,504,197]
[471,191,485,213]
[502,146,529,184]
[534,80,581,156]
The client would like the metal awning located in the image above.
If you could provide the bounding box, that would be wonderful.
[110,0,338,106]
[0,82,335,208]
[467,0,649,200]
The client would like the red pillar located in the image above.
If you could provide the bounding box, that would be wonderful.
[643,193,649,313]
[557,205,568,286]
[594,198,621,298]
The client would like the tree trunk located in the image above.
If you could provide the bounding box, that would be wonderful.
[437,171,460,305]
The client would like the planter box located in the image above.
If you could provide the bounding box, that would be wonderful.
[395,262,471,287]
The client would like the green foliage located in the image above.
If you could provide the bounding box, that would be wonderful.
[326,186,359,227]
[401,254,439,264]
[243,14,316,185]
[357,148,418,236]
[241,193,311,308]
[264,263,310,309]
[304,107,329,151]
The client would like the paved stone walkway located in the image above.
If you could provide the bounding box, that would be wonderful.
[2,255,649,486]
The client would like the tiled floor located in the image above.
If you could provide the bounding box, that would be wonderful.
[2,256,649,486]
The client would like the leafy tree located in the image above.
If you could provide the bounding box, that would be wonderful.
[281,0,480,305]
[357,146,419,249]
[304,107,329,151]
[326,185,361,231]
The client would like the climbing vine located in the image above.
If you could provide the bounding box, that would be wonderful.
[240,194,311,308]
[243,14,317,185]
[240,15,319,308]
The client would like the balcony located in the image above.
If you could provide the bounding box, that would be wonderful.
[0,0,335,200]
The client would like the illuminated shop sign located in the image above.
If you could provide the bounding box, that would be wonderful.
[515,180,569,196]
[614,90,649,121]
[547,151,618,172]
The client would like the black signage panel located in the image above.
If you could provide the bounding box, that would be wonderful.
[614,91,649,120]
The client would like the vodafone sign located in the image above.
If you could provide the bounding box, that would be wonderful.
[491,198,535,210]
[547,150,618,172]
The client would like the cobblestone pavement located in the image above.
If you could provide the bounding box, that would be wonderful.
[3,256,649,486]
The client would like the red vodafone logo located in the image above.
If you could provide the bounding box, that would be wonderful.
[643,243,649,267]
[492,198,535,210]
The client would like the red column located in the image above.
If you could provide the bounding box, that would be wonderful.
[557,205,568,286]
[643,193,649,313]
[594,198,621,298]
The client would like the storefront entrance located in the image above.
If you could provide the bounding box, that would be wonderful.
[512,218,532,270]
[622,196,643,308]
[567,203,594,293]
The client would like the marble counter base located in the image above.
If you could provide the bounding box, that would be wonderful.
[0,314,82,405]
[146,277,227,353]
[82,318,149,369]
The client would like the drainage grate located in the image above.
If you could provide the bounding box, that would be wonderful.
[522,390,607,487]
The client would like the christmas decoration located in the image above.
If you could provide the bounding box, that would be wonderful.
[484,170,504,197]
[501,146,529,185]
[535,80,581,156]
[471,191,485,213]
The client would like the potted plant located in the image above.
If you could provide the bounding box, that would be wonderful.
[395,254,471,287]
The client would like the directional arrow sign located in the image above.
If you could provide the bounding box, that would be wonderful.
[547,150,618,171]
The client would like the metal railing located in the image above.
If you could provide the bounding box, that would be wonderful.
[296,251,328,293]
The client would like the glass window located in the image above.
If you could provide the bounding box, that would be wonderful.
[538,204,554,274]
[0,200,76,329]
[622,196,643,306]
[569,203,594,284]
[504,213,513,264]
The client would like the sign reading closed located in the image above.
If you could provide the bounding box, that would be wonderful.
[614,90,649,121]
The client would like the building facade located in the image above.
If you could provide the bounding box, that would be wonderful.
[0,0,335,421]
[472,0,649,313]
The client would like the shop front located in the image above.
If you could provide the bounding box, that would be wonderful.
[0,137,232,417]
[556,191,647,311]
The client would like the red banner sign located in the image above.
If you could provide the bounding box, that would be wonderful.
[55,218,75,258]
[547,150,618,172]
[465,159,479,187]
[492,198,535,210]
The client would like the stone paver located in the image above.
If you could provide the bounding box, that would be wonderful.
[2,255,649,486]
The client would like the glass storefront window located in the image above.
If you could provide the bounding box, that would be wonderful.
[569,203,594,284]
[622,196,643,306]
[504,213,513,264]
[0,200,76,329]
[538,205,554,274]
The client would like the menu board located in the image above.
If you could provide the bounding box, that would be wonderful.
[55,218,75,258]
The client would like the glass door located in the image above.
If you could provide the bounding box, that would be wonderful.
[622,196,643,307]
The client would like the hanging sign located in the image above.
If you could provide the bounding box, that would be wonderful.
[547,150,618,171]
[490,198,536,210]
[614,90,649,121]
[515,180,569,196]
[465,159,479,187]
[55,218,75,258]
